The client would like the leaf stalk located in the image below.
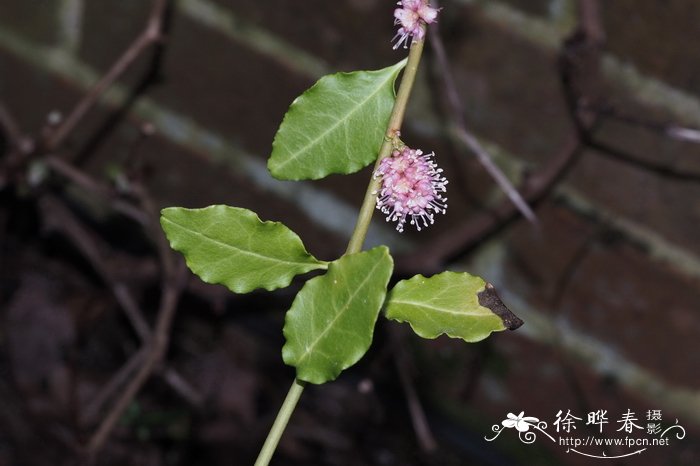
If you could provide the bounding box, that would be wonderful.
[346,36,425,255]
[255,29,427,466]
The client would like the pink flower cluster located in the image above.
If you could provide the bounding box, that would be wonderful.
[375,146,447,232]
[393,0,440,49]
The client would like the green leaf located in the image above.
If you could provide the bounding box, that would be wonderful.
[268,59,407,180]
[160,205,326,294]
[283,246,394,384]
[384,272,523,343]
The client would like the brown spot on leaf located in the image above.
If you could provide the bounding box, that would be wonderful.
[478,283,524,330]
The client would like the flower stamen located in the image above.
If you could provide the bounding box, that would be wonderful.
[375,146,448,232]
[392,0,440,50]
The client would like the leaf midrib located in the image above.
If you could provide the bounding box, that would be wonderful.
[273,66,399,172]
[295,255,385,365]
[162,216,325,269]
[389,298,489,317]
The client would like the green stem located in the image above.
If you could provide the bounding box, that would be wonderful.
[345,36,425,255]
[254,378,306,466]
[255,32,427,466]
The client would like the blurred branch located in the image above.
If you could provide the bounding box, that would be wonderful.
[161,368,205,408]
[86,265,185,460]
[40,194,202,424]
[43,0,171,152]
[391,327,437,453]
[577,0,605,46]
[586,139,700,182]
[571,0,700,182]
[86,178,186,459]
[81,349,203,428]
[579,102,700,144]
[397,136,584,273]
[0,2,195,456]
[0,101,23,151]
[43,156,150,225]
[428,0,537,224]
[80,348,147,426]
[0,101,34,188]
[39,195,152,341]
[398,0,606,273]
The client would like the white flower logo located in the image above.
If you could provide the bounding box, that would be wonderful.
[502,412,540,432]
[486,411,554,443]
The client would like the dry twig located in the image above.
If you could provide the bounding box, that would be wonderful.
[0,101,23,151]
[43,0,170,152]
[44,155,150,225]
[390,328,437,453]
[39,195,152,340]
[85,176,186,458]
[428,0,537,224]
[397,0,606,273]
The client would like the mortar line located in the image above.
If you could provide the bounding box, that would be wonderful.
[467,244,700,426]
[1,21,698,279]
[178,0,700,148]
[1,23,699,422]
[174,0,700,274]
[178,0,331,78]
[557,188,700,283]
[507,291,700,425]
[0,24,407,253]
[57,0,84,55]
[181,0,700,130]
[452,0,700,127]
[412,118,700,284]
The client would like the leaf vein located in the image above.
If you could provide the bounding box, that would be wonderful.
[163,217,322,269]
[295,257,385,365]
[274,71,396,171]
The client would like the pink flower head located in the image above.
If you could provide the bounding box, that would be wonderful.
[393,0,440,50]
[375,146,447,232]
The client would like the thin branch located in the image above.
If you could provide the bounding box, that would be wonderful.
[113,283,152,342]
[0,101,23,151]
[43,156,149,225]
[86,264,184,460]
[570,0,700,182]
[0,101,35,188]
[580,102,700,144]
[81,343,203,426]
[85,178,185,458]
[43,0,169,151]
[390,328,437,453]
[40,193,198,434]
[428,0,537,223]
[667,126,700,143]
[398,0,605,272]
[80,348,147,426]
[578,0,606,46]
[397,135,584,273]
[549,231,600,307]
[5,1,189,458]
[39,195,152,341]
[587,139,700,182]
[160,368,204,408]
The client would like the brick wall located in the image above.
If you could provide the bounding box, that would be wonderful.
[1,0,698,464]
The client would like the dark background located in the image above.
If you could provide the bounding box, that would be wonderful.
[0,0,699,464]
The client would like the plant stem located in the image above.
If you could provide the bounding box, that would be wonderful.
[255,32,427,466]
[254,378,306,466]
[346,36,425,255]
